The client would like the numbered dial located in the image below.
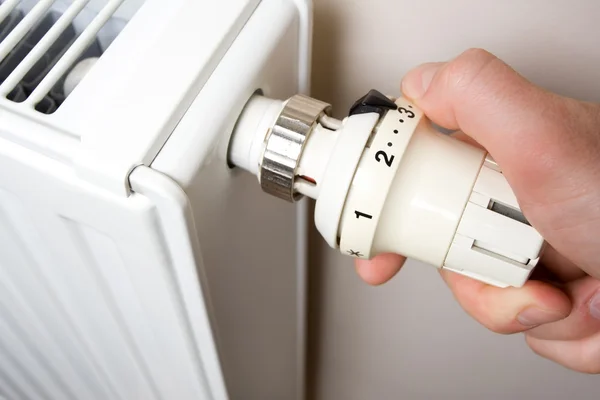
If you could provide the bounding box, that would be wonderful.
[339,97,422,259]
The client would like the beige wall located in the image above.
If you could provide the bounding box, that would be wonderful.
[308,1,600,399]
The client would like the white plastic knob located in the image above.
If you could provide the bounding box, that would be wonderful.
[324,97,542,287]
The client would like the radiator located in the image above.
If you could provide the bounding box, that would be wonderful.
[0,1,310,399]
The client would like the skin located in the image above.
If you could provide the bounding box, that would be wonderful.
[355,48,600,374]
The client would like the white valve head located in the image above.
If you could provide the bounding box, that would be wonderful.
[228,89,546,288]
[324,91,544,288]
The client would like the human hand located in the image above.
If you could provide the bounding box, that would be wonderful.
[355,48,600,373]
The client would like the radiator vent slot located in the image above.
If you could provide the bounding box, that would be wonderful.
[0,0,145,114]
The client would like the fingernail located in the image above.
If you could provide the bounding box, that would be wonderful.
[589,291,600,320]
[401,62,443,99]
[517,307,564,327]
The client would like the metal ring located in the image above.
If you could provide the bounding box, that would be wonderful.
[259,94,332,202]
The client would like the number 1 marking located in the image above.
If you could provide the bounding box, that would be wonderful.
[354,211,372,219]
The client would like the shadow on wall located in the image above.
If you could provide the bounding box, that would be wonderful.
[306,3,342,399]
[310,2,343,114]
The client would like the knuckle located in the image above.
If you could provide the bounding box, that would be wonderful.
[454,48,497,69]
[443,48,500,94]
[459,47,495,60]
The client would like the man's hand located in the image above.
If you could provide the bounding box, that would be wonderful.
[355,48,600,374]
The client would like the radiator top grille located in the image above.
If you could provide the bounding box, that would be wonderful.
[0,0,143,114]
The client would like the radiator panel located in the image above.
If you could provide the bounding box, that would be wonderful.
[0,194,118,400]
[0,137,228,400]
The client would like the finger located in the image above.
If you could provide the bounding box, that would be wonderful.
[538,245,586,282]
[355,253,406,285]
[400,49,600,198]
[525,276,600,341]
[526,332,600,374]
[440,269,571,334]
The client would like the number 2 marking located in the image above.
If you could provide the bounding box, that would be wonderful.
[375,150,395,167]
[398,107,415,118]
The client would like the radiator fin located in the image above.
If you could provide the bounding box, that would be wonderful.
[0,0,142,114]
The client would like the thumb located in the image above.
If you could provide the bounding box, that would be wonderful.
[400,48,599,196]
[400,48,600,276]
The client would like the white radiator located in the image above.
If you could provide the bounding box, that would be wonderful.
[0,1,311,399]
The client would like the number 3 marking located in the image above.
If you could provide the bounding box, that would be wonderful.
[398,107,415,118]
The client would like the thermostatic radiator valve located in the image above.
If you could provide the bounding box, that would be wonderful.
[228,89,545,288]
